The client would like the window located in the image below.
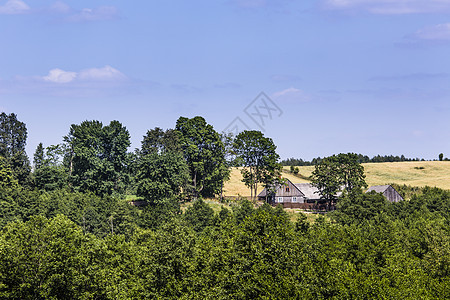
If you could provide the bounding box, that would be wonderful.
[286,187,290,192]
[277,197,283,203]
[292,197,297,202]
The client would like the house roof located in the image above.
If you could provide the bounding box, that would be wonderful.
[366,185,390,194]
[294,183,321,199]
[257,178,304,198]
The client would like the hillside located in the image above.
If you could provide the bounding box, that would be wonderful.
[223,161,450,197]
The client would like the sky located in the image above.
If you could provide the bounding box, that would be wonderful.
[1,0,449,161]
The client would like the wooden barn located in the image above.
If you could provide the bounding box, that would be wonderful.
[366,185,404,202]
[258,179,306,206]
[258,179,327,209]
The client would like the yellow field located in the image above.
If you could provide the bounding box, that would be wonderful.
[223,161,450,197]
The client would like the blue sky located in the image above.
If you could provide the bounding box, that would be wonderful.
[1,0,449,160]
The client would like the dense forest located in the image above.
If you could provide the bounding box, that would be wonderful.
[1,112,450,299]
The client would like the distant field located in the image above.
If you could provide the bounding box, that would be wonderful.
[223,161,450,197]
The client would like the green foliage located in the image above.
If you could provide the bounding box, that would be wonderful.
[136,151,189,204]
[0,215,102,299]
[0,156,19,190]
[184,199,216,232]
[138,200,181,230]
[2,113,450,299]
[312,153,367,206]
[233,130,282,199]
[0,112,31,185]
[176,116,229,198]
[141,127,181,155]
[232,199,255,224]
[33,142,45,170]
[0,189,449,298]
[33,165,67,191]
[332,190,390,225]
[65,120,131,196]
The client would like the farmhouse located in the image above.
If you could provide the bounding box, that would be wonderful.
[257,179,325,209]
[366,185,404,202]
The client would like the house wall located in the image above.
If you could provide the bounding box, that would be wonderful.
[274,196,305,204]
[273,180,304,197]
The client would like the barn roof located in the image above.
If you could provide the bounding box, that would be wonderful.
[366,185,390,194]
[294,183,321,199]
[257,178,304,197]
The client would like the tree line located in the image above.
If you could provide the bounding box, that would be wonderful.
[281,153,438,166]
[0,112,282,204]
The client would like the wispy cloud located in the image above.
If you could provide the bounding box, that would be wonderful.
[272,87,310,103]
[0,1,119,22]
[0,66,140,98]
[65,6,119,23]
[412,23,450,40]
[43,69,77,83]
[323,0,450,14]
[399,23,450,47]
[0,0,30,15]
[41,66,126,84]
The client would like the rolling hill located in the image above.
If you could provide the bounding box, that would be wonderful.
[223,161,450,197]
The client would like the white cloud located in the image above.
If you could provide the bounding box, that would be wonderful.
[66,6,119,22]
[272,87,310,102]
[43,69,77,83]
[0,0,30,15]
[324,0,450,14]
[78,66,126,81]
[41,66,125,84]
[413,23,450,40]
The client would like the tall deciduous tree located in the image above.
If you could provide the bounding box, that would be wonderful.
[0,112,31,185]
[64,120,131,196]
[233,130,282,200]
[141,127,181,155]
[311,153,367,208]
[136,151,189,204]
[176,116,229,199]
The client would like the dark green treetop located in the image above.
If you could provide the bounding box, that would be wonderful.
[64,120,131,196]
[176,116,229,199]
[141,127,181,155]
[311,153,367,206]
[0,112,31,185]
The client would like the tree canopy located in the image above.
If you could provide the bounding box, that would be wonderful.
[0,112,31,185]
[311,153,367,207]
[233,130,282,200]
[175,116,228,199]
[64,120,131,196]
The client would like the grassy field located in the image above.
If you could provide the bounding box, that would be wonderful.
[223,161,450,197]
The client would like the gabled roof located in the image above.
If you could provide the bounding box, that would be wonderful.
[366,185,390,194]
[257,178,304,197]
[294,183,321,199]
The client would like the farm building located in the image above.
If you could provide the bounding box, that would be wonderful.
[366,185,404,202]
[257,179,327,209]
